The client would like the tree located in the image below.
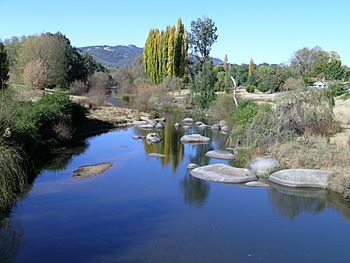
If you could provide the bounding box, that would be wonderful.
[290,46,328,83]
[248,58,254,77]
[256,65,276,92]
[143,19,187,83]
[191,60,216,109]
[0,42,9,89]
[324,52,345,80]
[188,17,218,61]
[223,54,229,72]
[18,34,67,88]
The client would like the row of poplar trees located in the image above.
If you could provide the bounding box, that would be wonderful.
[143,18,187,84]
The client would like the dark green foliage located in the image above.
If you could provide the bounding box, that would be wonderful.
[0,42,9,89]
[189,17,218,60]
[245,84,255,93]
[328,83,347,97]
[191,60,216,109]
[230,100,271,126]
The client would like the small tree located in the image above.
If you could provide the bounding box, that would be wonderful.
[0,42,9,89]
[191,60,216,109]
[189,17,218,61]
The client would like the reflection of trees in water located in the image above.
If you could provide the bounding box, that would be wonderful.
[0,213,23,263]
[140,124,184,173]
[181,173,209,207]
[268,185,327,219]
[40,142,89,172]
[326,191,350,220]
[269,185,350,221]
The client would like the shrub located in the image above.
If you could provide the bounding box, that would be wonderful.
[0,142,28,210]
[69,80,88,96]
[230,100,271,126]
[245,84,255,93]
[328,83,347,97]
[281,77,305,91]
[87,72,109,106]
[210,93,234,125]
[134,84,167,111]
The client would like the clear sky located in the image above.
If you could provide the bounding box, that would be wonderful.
[1,0,349,65]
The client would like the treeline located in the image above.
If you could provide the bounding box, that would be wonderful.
[2,32,104,90]
[143,18,187,84]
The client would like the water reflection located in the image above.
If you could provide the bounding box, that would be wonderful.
[181,171,210,207]
[268,184,327,219]
[0,213,23,263]
[136,123,184,173]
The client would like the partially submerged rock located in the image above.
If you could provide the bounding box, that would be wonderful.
[132,135,144,139]
[205,149,235,160]
[245,181,270,187]
[137,124,155,129]
[187,163,199,170]
[146,133,162,144]
[246,157,281,178]
[195,121,204,126]
[211,124,221,130]
[180,134,210,144]
[155,122,164,129]
[182,117,194,124]
[190,164,257,183]
[133,120,148,127]
[174,123,180,129]
[269,169,331,188]
[221,126,230,133]
[73,162,112,178]
[147,153,166,157]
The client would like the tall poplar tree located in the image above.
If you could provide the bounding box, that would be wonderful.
[248,58,254,77]
[143,19,188,83]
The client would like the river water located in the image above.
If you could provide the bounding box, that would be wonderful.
[1,123,350,263]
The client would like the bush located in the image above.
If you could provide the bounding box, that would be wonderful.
[233,90,339,148]
[328,83,347,97]
[230,100,271,126]
[69,80,88,95]
[134,84,168,111]
[210,93,234,125]
[245,84,255,93]
[87,72,109,106]
[281,77,305,91]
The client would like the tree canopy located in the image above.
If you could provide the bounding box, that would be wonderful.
[188,17,218,61]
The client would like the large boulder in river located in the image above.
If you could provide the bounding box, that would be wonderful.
[190,164,256,183]
[133,120,148,127]
[180,134,210,144]
[246,157,281,178]
[73,162,112,178]
[205,150,235,160]
[268,169,331,188]
[146,133,162,144]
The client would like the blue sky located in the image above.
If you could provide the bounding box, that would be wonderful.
[1,0,349,65]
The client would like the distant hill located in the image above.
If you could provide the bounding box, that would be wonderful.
[78,45,143,68]
[78,44,223,68]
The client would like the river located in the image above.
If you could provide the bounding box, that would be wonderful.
[1,122,350,263]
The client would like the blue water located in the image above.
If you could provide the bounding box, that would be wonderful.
[2,125,350,263]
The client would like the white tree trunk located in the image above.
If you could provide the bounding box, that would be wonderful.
[230,76,238,107]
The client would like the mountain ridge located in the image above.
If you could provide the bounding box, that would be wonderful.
[79,44,223,68]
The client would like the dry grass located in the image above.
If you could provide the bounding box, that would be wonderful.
[334,97,350,125]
